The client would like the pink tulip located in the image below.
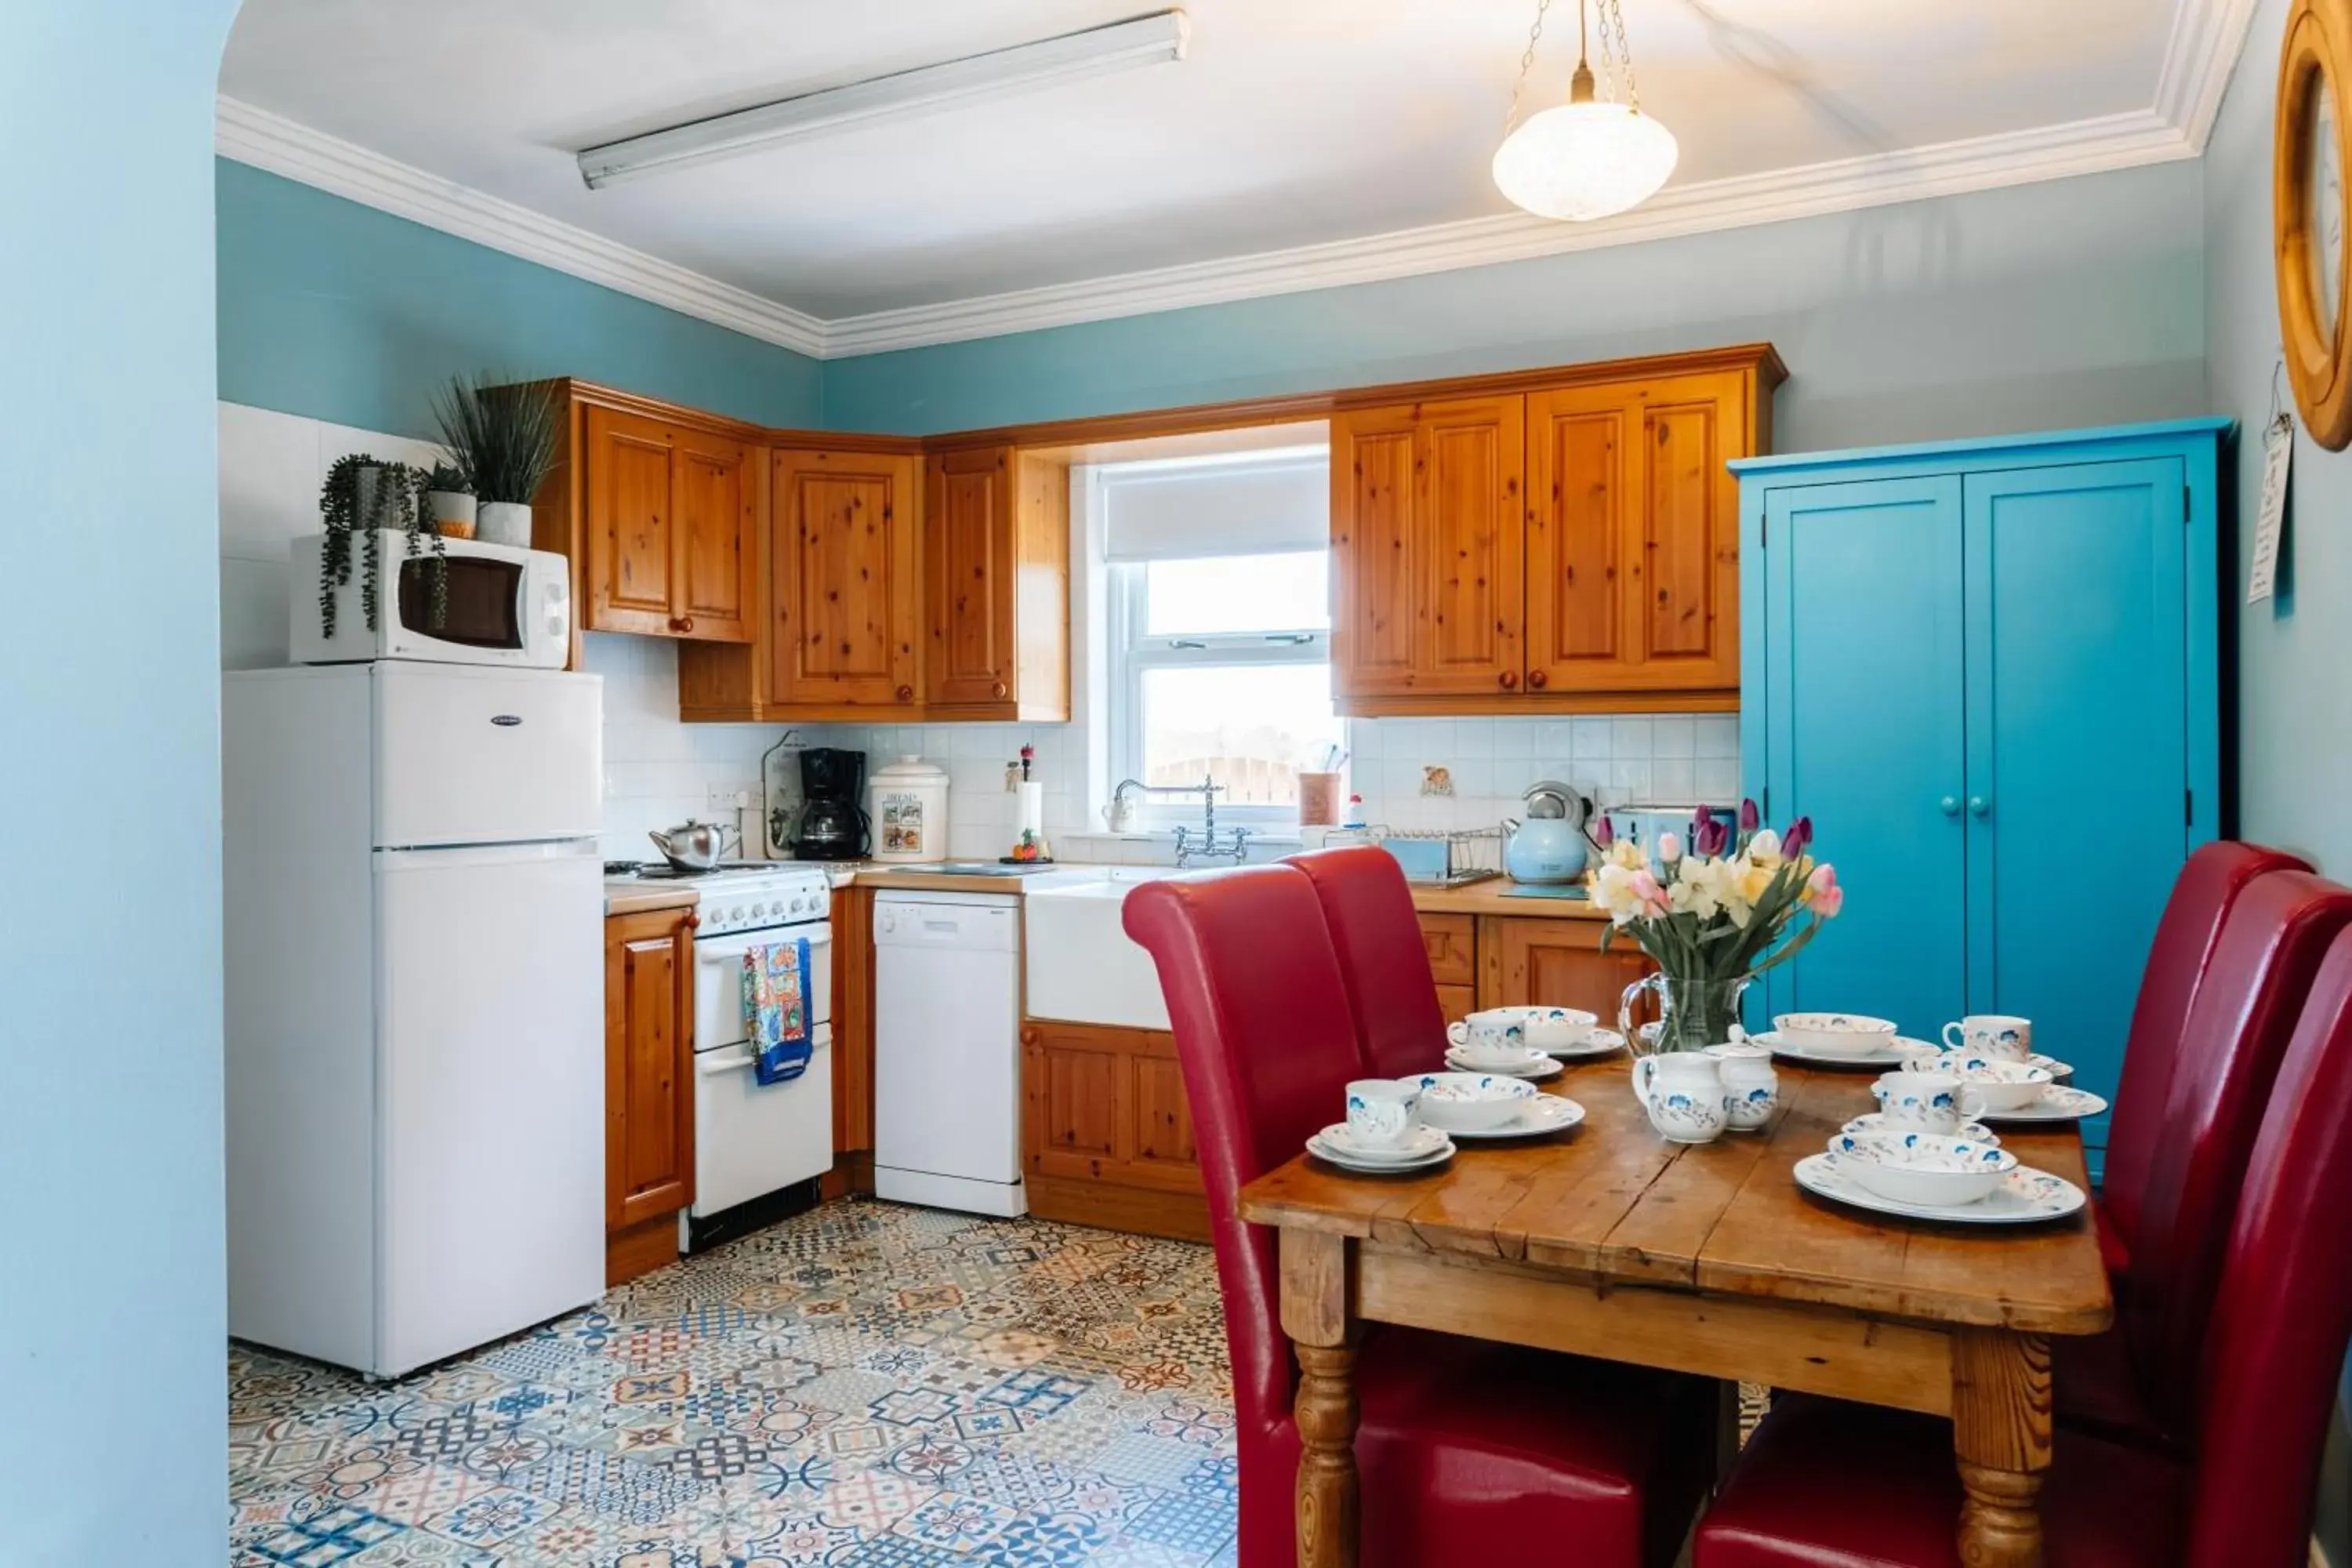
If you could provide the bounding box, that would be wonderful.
[1593,815,1614,847]
[1739,797,1761,833]
[1783,816,1813,860]
[1806,862,1842,918]
[1629,869,1669,916]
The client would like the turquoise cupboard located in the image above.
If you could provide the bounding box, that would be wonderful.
[1733,420,2227,1164]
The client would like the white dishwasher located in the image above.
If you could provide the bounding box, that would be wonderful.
[873,891,1027,1216]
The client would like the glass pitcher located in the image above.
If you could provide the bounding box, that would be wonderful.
[1620,973,1753,1056]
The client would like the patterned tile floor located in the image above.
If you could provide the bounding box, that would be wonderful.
[230,1199,1240,1567]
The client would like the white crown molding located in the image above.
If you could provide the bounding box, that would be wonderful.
[215,96,829,358]
[218,0,2260,361]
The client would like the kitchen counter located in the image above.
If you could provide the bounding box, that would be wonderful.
[843,864,1061,895]
[603,881,700,918]
[1406,878,1609,921]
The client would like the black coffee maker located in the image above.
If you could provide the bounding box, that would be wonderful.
[793,747,869,860]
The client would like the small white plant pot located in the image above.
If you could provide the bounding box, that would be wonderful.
[425,489,477,539]
[477,500,534,548]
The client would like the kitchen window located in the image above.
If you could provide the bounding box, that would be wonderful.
[1099,450,1344,826]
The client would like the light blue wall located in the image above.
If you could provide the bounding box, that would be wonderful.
[1,2,238,1563]
[2203,0,2352,1553]
[218,159,823,440]
[822,162,2209,448]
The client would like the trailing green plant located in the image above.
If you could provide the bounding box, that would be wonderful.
[430,373,561,506]
[318,455,446,638]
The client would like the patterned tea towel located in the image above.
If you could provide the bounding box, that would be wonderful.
[743,938,812,1086]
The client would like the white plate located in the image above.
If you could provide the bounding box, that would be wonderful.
[1793,1152,2085,1225]
[1444,1047,1561,1079]
[1312,1122,1451,1164]
[1537,1027,1628,1061]
[1974,1085,2109,1123]
[1308,1127,1455,1173]
[1447,1094,1587,1140]
[1749,1030,1916,1069]
[1843,1112,1998,1145]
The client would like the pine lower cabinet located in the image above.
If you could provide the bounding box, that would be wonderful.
[1737,420,2224,1163]
[1021,1020,1209,1242]
[604,905,697,1285]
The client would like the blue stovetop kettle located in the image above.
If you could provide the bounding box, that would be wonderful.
[1504,780,1595,884]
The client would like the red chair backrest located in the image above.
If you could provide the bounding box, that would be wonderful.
[1285,845,1450,1078]
[2125,869,2352,1417]
[2101,840,2309,1250]
[1122,865,1363,1439]
[2184,927,2352,1568]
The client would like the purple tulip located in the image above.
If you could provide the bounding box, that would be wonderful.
[1740,797,1761,833]
[1697,818,1729,858]
[1593,815,1613,848]
[1783,816,1813,860]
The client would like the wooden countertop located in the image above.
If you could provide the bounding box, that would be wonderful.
[1406,878,1608,920]
[603,883,701,918]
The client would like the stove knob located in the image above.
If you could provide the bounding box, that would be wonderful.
[729,906,746,923]
[790,896,806,913]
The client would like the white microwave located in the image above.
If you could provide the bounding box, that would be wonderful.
[289,531,570,669]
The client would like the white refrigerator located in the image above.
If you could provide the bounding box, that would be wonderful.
[224,663,605,1378]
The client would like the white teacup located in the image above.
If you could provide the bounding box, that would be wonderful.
[1942,1014,2033,1062]
[1446,1009,1530,1063]
[1871,1071,1985,1136]
[1345,1079,1420,1149]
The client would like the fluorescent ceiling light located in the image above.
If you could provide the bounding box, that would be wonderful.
[578,10,1191,189]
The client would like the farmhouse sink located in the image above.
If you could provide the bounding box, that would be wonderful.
[1023,868,1179,1029]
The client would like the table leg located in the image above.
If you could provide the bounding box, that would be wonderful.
[1950,1327,2053,1568]
[1279,1227,1359,1568]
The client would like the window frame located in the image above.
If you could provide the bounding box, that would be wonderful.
[1105,554,1336,829]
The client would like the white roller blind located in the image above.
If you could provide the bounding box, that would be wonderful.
[1100,452,1329,562]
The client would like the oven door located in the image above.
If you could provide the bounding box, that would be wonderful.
[693,920,833,1051]
[690,920,836,1217]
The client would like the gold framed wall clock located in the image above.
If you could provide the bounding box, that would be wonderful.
[2278,0,2352,448]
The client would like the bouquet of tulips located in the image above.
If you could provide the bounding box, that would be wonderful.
[1588,800,1842,982]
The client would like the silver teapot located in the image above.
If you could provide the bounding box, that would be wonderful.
[648,819,739,873]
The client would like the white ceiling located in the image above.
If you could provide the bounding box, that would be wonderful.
[216,0,2242,354]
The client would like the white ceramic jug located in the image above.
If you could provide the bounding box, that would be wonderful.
[1629,1052,1730,1145]
[1704,1043,1778,1131]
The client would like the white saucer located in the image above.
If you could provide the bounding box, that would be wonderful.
[1537,1028,1628,1061]
[1843,1112,1998,1145]
[1447,1094,1587,1141]
[1444,1047,1560,1079]
[1974,1085,2108,1123]
[1895,1046,2073,1081]
[1794,1152,2085,1225]
[1750,1030,1915,1069]
[1308,1125,1455,1173]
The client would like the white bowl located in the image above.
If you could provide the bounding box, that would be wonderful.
[1773,1012,1899,1058]
[1895,1051,2054,1114]
[1410,1071,1539,1133]
[1486,1004,1600,1050]
[1830,1130,2016,1207]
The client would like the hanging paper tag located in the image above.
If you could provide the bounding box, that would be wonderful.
[2249,414,2292,604]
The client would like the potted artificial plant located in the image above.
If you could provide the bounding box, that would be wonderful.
[421,462,476,539]
[316,454,445,639]
[430,373,560,549]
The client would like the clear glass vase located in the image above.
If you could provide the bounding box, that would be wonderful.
[1620,973,1754,1055]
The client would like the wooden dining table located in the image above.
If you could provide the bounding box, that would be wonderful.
[1236,1057,2113,1568]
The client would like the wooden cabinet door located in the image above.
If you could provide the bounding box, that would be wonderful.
[604,908,695,1231]
[1526,372,1742,695]
[1332,396,1525,702]
[770,448,921,710]
[830,885,875,1155]
[583,407,679,636]
[1022,1021,1203,1196]
[1481,916,1653,1023]
[671,430,758,643]
[925,447,1018,709]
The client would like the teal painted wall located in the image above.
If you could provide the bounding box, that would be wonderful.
[2204,1,2352,1555]
[1,2,238,1562]
[217,159,822,440]
[822,162,2209,448]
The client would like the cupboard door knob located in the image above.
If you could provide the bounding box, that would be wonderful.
[1526,669,1548,690]
[683,913,701,931]
[678,616,694,633]
[896,684,914,702]
[1939,796,1960,817]
[1968,795,1991,817]
[992,681,1009,699]
[1499,670,1519,690]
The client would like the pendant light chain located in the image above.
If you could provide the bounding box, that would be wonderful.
[1599,0,1640,111]
[1502,0,1556,136]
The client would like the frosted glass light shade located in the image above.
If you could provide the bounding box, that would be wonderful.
[1493,100,1679,221]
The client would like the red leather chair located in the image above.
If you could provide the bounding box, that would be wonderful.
[2096,840,2308,1282]
[2059,868,2352,1450]
[1693,924,2352,1568]
[1284,845,1451,1077]
[1123,866,1714,1568]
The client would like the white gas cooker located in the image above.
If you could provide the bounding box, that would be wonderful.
[604,861,833,936]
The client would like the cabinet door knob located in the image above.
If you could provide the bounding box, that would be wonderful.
[683,913,701,931]
[1939,796,1960,817]
[896,684,914,702]
[992,681,1009,699]
[1499,670,1519,690]
[1968,795,1991,817]
[668,615,695,633]
[1526,669,1548,690]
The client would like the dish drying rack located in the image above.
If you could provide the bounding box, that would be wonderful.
[1323,824,1505,887]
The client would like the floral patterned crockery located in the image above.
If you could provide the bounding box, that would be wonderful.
[1893,1051,2054,1113]
[1773,1011,1900,1058]
[1844,1112,1998,1145]
[1795,1152,2085,1225]
[1411,1072,1539,1134]
[1630,1052,1729,1145]
[1870,1069,1985,1135]
[1943,1014,2033,1062]
[1704,1043,1778,1131]
[1831,1130,2017,1207]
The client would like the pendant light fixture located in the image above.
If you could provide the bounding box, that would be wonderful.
[1493,0,1678,222]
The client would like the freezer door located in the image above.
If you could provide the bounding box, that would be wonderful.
[375,839,604,1376]
[374,665,601,847]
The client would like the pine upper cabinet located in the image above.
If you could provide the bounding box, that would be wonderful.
[1526,370,1748,699]
[924,445,1071,722]
[1331,394,1526,707]
[579,405,757,643]
[769,447,924,713]
[1739,419,2223,1165]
